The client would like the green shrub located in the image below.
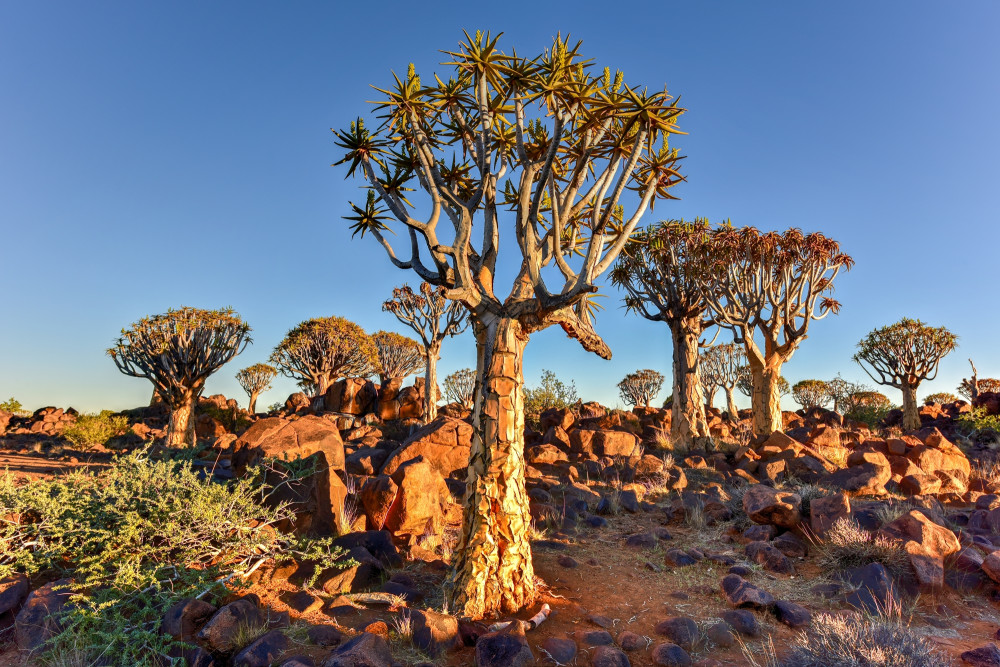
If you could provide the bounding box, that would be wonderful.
[61,410,129,449]
[0,449,351,665]
[845,403,895,429]
[779,612,949,666]
[199,402,251,433]
[523,369,578,417]
[0,397,23,413]
[957,407,1000,439]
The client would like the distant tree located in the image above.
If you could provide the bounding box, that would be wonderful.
[700,343,748,419]
[0,398,23,414]
[612,220,716,449]
[383,283,468,421]
[695,226,852,437]
[924,392,959,405]
[618,369,665,408]
[854,318,958,431]
[443,368,477,409]
[958,360,1000,401]
[297,379,319,398]
[371,330,425,384]
[792,379,831,410]
[824,374,868,415]
[235,363,277,413]
[109,307,250,447]
[333,32,685,618]
[270,316,377,396]
[844,390,892,412]
[523,370,578,416]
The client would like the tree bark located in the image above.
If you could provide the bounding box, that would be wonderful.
[424,341,441,423]
[248,391,259,415]
[901,384,920,431]
[725,387,738,421]
[670,317,712,451]
[317,375,330,397]
[749,358,784,437]
[447,316,535,619]
[167,390,197,447]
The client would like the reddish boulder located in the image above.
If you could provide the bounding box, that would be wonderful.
[324,378,377,415]
[742,485,802,528]
[380,416,472,478]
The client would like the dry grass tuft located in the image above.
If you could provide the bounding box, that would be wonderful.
[816,518,908,576]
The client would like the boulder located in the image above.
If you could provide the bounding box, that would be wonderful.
[14,579,72,654]
[381,416,472,478]
[384,460,454,546]
[720,574,774,609]
[742,485,802,528]
[809,492,851,537]
[322,632,393,667]
[324,378,377,415]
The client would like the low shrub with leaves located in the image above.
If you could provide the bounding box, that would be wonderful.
[957,407,1000,440]
[523,369,578,423]
[0,449,352,665]
[817,518,908,576]
[61,410,130,449]
[0,396,27,415]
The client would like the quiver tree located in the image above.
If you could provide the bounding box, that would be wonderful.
[738,373,789,401]
[699,343,748,419]
[617,369,664,408]
[924,392,960,405]
[695,226,853,437]
[235,363,277,413]
[824,373,866,415]
[372,330,426,384]
[612,219,715,448]
[270,317,377,396]
[791,379,831,410]
[853,317,958,431]
[383,283,469,421]
[333,32,685,618]
[958,361,1000,402]
[109,307,251,447]
[443,368,477,408]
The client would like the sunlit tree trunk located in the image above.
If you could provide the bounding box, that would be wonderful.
[725,388,738,420]
[901,384,920,431]
[317,375,330,397]
[448,316,535,618]
[248,391,260,414]
[167,390,198,447]
[670,318,712,450]
[424,341,441,423]
[749,357,784,437]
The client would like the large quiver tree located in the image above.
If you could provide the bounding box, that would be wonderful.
[853,318,957,431]
[236,363,277,414]
[383,283,468,421]
[612,219,715,449]
[333,31,685,618]
[696,226,853,437]
[109,307,251,447]
[270,317,377,396]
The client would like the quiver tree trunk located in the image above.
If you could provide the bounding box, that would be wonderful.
[901,384,920,431]
[670,319,712,451]
[750,360,784,437]
[317,376,330,397]
[248,392,260,415]
[725,388,739,421]
[424,342,441,423]
[447,316,535,619]
[167,390,198,447]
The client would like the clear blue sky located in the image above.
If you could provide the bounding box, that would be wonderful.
[1,1,997,413]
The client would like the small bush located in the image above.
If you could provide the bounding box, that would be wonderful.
[523,369,578,422]
[817,518,908,576]
[779,612,949,666]
[957,407,1000,439]
[845,404,895,429]
[200,402,251,433]
[0,397,25,414]
[61,411,129,449]
[0,449,351,665]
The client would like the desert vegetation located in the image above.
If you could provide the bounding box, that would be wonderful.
[3,27,999,667]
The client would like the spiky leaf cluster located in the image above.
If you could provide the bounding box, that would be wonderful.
[108,307,251,406]
[854,318,957,390]
[334,32,686,356]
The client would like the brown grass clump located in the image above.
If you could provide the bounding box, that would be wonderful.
[816,518,908,576]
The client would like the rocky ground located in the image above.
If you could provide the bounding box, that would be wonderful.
[4,381,1000,665]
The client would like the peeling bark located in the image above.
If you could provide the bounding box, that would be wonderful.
[425,342,441,422]
[167,390,198,447]
[670,318,712,450]
[750,359,784,437]
[901,384,920,431]
[447,316,535,618]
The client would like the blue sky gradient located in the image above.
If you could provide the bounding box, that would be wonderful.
[1,2,997,413]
